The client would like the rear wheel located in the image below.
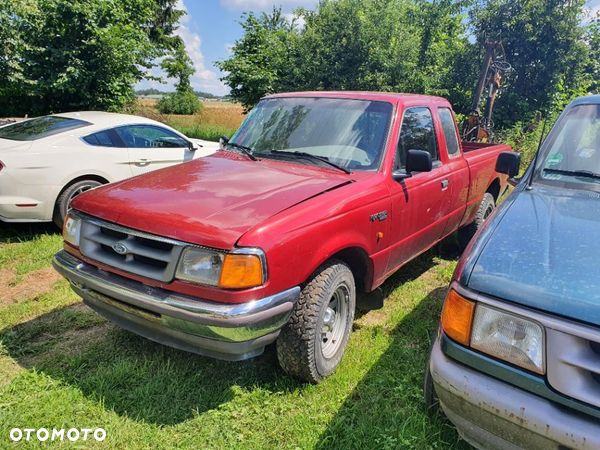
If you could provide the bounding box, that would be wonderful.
[53,179,102,228]
[276,260,356,383]
[458,192,495,250]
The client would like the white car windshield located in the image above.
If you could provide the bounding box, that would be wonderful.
[539,104,600,186]
[228,97,393,171]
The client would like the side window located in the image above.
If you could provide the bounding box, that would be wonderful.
[396,107,438,170]
[439,107,460,156]
[115,125,188,148]
[83,130,119,147]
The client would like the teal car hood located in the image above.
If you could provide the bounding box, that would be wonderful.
[467,185,600,326]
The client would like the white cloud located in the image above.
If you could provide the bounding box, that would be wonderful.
[220,0,318,12]
[138,1,228,96]
[173,0,228,96]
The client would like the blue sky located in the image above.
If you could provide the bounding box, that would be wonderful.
[137,0,600,96]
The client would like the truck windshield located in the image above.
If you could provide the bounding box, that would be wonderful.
[538,104,600,187]
[229,97,393,171]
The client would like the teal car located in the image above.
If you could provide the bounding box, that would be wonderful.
[427,95,600,449]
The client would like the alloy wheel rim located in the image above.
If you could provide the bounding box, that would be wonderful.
[321,283,350,359]
[67,183,97,207]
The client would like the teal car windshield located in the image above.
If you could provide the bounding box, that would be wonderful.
[538,104,600,186]
[228,97,393,171]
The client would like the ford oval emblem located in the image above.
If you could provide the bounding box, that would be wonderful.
[112,242,128,255]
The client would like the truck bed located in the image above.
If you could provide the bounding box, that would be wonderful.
[461,141,509,153]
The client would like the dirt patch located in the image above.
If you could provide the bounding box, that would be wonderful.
[21,322,112,368]
[355,309,388,328]
[0,267,62,306]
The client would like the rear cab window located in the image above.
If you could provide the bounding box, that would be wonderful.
[438,107,461,157]
[0,116,91,141]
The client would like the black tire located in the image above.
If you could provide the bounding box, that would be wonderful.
[276,260,356,383]
[457,192,495,250]
[53,179,102,228]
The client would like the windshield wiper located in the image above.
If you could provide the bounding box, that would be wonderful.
[269,150,351,174]
[225,141,258,161]
[543,168,600,180]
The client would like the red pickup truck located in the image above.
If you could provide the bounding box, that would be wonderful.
[53,92,517,383]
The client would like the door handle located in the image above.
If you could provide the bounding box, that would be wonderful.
[134,158,150,167]
[441,179,449,190]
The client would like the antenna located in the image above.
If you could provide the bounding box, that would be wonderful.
[527,116,548,190]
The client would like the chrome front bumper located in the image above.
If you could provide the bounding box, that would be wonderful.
[430,335,600,450]
[52,250,300,361]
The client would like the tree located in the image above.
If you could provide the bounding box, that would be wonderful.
[470,0,590,125]
[0,0,184,115]
[218,0,472,110]
[157,39,202,115]
[216,7,302,110]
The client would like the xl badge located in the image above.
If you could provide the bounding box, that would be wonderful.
[112,242,129,255]
[370,211,388,222]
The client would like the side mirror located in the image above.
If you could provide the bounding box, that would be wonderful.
[187,140,199,151]
[393,149,433,180]
[219,135,230,147]
[496,151,521,179]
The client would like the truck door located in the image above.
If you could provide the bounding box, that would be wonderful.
[437,107,470,237]
[387,107,449,271]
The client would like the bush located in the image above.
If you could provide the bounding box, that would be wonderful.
[157,90,203,115]
[172,124,237,142]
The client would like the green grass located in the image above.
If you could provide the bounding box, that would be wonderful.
[0,223,468,449]
[172,124,237,142]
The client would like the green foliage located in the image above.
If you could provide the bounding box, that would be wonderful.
[218,1,473,111]
[219,0,597,130]
[172,123,236,142]
[470,0,590,127]
[157,90,203,115]
[0,0,183,115]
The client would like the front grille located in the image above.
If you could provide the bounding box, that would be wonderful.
[547,327,600,408]
[78,215,185,282]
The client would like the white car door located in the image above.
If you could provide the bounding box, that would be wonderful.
[81,128,134,180]
[114,124,195,176]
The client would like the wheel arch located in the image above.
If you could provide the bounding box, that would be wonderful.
[312,246,374,295]
[486,177,501,202]
[55,174,110,203]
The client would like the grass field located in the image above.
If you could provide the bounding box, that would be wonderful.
[133,98,245,141]
[0,222,469,449]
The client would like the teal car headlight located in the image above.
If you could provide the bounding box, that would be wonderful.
[470,304,545,374]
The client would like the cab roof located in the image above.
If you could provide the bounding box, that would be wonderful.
[264,91,451,105]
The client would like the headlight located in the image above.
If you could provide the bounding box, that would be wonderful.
[441,288,545,374]
[471,304,544,374]
[63,214,82,247]
[176,247,265,289]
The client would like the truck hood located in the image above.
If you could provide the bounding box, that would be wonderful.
[72,151,352,249]
[467,185,600,326]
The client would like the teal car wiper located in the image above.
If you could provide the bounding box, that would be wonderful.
[543,168,600,180]
[269,150,351,174]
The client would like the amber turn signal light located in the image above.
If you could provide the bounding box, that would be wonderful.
[441,289,475,346]
[219,254,264,289]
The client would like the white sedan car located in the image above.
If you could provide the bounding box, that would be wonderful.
[0,111,219,227]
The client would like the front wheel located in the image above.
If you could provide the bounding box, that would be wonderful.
[276,260,356,383]
[457,192,495,250]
